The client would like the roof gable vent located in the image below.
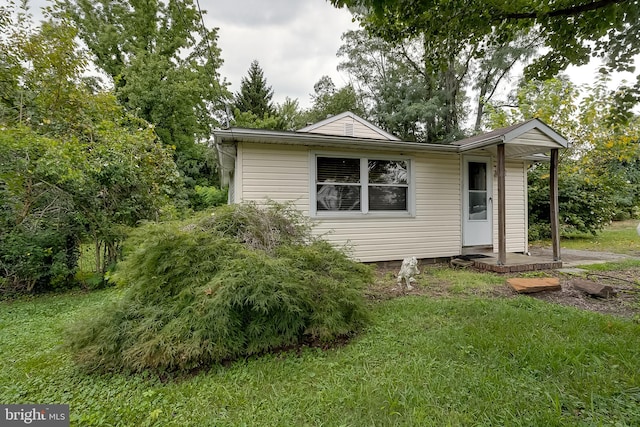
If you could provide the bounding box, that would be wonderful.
[344,122,354,137]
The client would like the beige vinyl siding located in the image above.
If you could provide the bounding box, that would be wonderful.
[314,152,461,261]
[237,142,462,262]
[513,128,561,148]
[236,142,310,212]
[492,160,527,253]
[306,116,390,140]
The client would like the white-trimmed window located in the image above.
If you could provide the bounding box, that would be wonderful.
[314,155,411,215]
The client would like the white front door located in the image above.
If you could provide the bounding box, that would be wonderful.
[463,156,493,247]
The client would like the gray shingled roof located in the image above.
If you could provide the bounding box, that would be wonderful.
[451,119,568,148]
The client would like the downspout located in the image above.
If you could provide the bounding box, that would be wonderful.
[214,137,237,193]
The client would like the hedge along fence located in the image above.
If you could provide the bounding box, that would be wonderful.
[66,202,373,373]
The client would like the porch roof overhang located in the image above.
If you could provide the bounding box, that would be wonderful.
[451,118,568,160]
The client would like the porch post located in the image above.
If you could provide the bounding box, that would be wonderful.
[497,143,506,265]
[550,148,561,261]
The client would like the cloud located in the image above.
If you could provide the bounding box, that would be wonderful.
[205,0,309,27]
[26,0,305,27]
[23,0,357,108]
[204,0,358,108]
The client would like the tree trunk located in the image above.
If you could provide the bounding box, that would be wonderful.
[94,238,102,273]
[474,85,488,132]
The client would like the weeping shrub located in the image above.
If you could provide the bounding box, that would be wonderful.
[66,202,372,373]
[201,201,314,253]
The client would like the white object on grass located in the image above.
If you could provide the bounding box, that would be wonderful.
[397,257,420,290]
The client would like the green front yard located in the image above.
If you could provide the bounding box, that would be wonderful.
[2,286,639,425]
[2,221,640,426]
[545,220,640,255]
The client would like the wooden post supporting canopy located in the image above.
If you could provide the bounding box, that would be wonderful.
[497,143,506,266]
[550,148,561,261]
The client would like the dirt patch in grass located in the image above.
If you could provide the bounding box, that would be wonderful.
[369,262,640,318]
[531,269,640,318]
[367,263,513,300]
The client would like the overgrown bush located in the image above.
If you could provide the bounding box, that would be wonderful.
[0,226,80,294]
[528,163,617,240]
[0,182,81,294]
[192,185,228,210]
[66,202,372,373]
[200,201,314,253]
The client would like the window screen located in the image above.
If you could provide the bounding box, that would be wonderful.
[316,157,361,211]
[368,160,408,211]
[316,156,409,213]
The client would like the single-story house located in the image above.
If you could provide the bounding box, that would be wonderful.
[213,112,566,265]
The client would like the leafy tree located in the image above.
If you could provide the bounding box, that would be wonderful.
[338,24,539,141]
[332,1,640,132]
[485,76,640,237]
[229,97,305,131]
[484,77,580,136]
[275,97,306,131]
[576,80,640,219]
[234,59,274,118]
[330,0,640,82]
[337,30,460,142]
[1,118,179,283]
[303,76,365,124]
[470,32,541,131]
[60,0,230,192]
[0,127,81,292]
[231,108,282,130]
[0,5,180,291]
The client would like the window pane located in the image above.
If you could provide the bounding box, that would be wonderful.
[469,191,487,220]
[317,157,360,183]
[369,186,407,211]
[368,160,408,184]
[468,162,486,191]
[317,184,361,211]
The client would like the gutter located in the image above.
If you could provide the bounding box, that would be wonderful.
[456,136,505,152]
[212,128,460,154]
[210,128,553,177]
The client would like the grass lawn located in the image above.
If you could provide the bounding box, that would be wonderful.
[2,221,639,426]
[2,286,640,426]
[542,220,640,255]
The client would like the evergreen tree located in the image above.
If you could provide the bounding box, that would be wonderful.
[234,60,274,117]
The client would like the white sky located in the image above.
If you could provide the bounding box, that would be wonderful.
[19,0,358,109]
[17,0,638,113]
[203,0,359,108]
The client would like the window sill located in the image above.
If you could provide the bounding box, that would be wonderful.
[312,211,415,220]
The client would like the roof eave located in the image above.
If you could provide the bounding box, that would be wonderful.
[213,129,459,153]
[457,136,505,152]
[518,154,550,162]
